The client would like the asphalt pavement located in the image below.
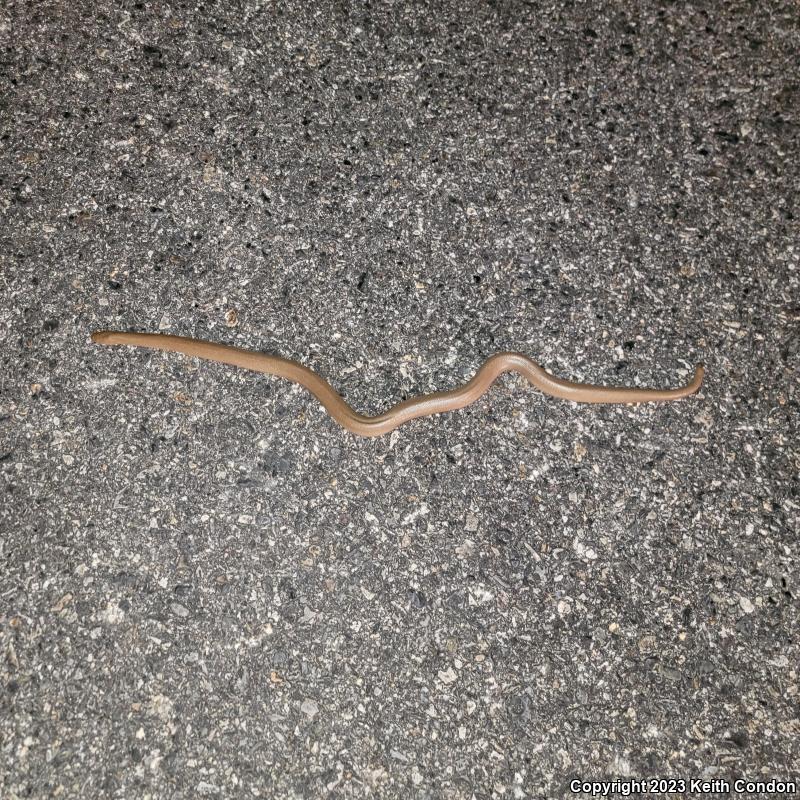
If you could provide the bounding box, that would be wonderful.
[1,1,797,797]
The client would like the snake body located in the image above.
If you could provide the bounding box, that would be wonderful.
[91,331,704,437]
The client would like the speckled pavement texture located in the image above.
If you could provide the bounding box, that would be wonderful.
[1,1,798,798]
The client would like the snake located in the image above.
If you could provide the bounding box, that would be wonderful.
[91,330,704,437]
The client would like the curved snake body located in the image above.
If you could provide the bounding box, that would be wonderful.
[91,331,704,437]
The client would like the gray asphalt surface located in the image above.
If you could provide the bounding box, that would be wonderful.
[1,1,798,798]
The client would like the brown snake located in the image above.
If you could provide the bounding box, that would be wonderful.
[91,330,704,437]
